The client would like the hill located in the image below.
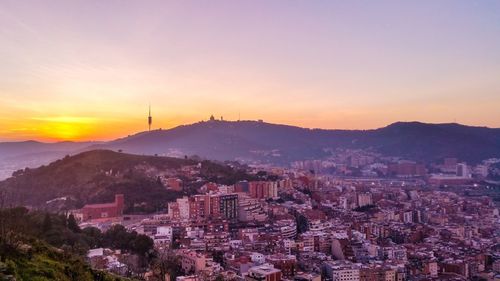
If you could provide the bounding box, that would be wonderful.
[0,141,95,159]
[2,121,500,177]
[96,120,500,164]
[0,150,255,212]
[0,141,97,180]
[358,122,500,163]
[97,120,350,163]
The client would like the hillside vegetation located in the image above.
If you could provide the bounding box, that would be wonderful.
[0,207,137,281]
[0,150,255,212]
[95,121,500,164]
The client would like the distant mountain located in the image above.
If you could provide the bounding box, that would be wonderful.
[94,120,354,163]
[0,150,254,212]
[94,120,500,164]
[1,121,500,178]
[0,141,98,180]
[358,122,500,163]
[0,140,95,159]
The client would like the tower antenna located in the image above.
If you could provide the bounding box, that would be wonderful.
[148,104,152,131]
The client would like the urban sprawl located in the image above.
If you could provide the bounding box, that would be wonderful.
[72,150,500,281]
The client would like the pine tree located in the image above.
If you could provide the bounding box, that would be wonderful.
[67,214,80,233]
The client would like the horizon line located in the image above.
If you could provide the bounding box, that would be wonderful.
[1,119,498,144]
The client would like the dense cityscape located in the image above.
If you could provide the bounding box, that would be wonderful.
[60,137,499,281]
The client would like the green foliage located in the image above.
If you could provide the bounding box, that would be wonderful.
[199,160,257,185]
[0,150,194,208]
[150,250,183,281]
[102,225,153,258]
[0,235,127,281]
[295,213,309,234]
[42,213,52,233]
[0,150,255,214]
[67,214,80,233]
[81,227,103,249]
[0,207,152,280]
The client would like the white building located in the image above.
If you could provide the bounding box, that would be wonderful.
[250,252,266,265]
[154,226,173,248]
[177,197,190,219]
[323,261,360,281]
[339,197,349,210]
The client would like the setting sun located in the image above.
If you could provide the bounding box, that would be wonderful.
[42,123,82,140]
[36,117,94,141]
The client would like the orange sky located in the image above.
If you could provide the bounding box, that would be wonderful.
[1,1,500,142]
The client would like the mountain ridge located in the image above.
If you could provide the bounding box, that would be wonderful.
[94,120,500,164]
[3,120,498,145]
[1,121,500,178]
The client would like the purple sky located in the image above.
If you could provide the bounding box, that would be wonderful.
[0,0,499,141]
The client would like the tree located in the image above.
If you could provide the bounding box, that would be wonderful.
[42,213,52,233]
[103,225,131,250]
[131,234,154,258]
[151,249,183,281]
[296,213,309,234]
[81,227,103,249]
[67,214,80,233]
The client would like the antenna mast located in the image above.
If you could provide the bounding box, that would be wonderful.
[148,104,152,131]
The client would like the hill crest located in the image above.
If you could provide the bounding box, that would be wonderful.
[0,149,255,212]
[1,120,500,179]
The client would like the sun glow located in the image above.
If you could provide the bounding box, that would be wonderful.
[33,116,97,141]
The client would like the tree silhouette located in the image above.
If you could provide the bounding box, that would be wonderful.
[67,214,80,233]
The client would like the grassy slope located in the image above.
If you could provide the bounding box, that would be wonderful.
[1,237,128,281]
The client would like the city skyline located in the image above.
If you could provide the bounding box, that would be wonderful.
[1,0,500,141]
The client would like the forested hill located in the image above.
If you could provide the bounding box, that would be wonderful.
[94,120,500,164]
[0,150,255,212]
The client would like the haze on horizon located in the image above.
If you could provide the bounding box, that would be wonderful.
[1,0,500,142]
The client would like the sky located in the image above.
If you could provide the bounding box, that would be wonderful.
[0,0,499,142]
